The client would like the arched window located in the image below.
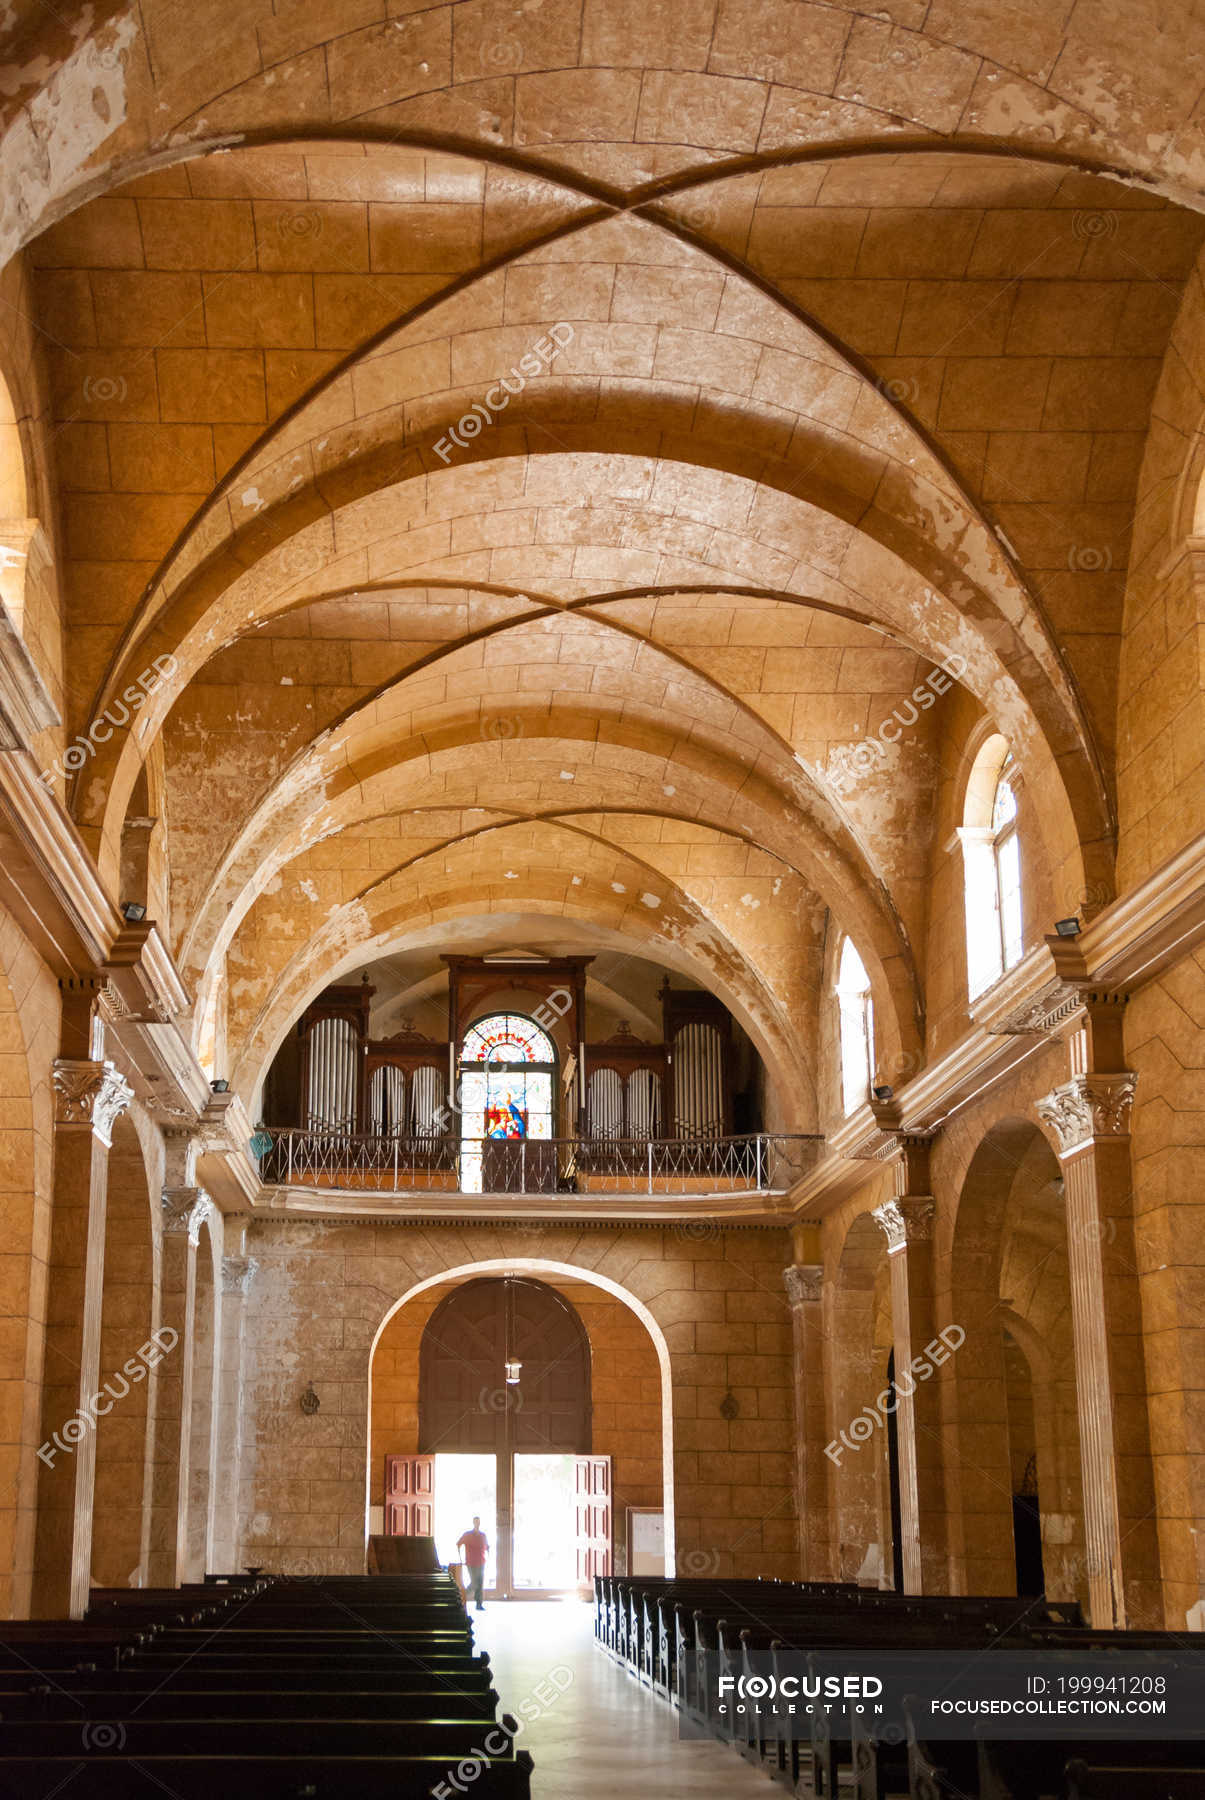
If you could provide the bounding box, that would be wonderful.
[458,1013,556,1192]
[992,756,1023,969]
[959,735,1024,998]
[836,938,874,1116]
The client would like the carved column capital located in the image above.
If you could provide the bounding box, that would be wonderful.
[783,1263,823,1308]
[1036,1073,1137,1153]
[52,1058,134,1146]
[162,1186,215,1244]
[221,1255,259,1297]
[873,1197,935,1254]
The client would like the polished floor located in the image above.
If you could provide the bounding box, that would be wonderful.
[470,1598,775,1798]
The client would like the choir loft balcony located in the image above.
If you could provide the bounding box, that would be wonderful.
[254,954,820,1218]
[254,1128,822,1218]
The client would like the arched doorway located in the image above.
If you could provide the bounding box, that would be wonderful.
[388,1276,607,1596]
[944,1119,1083,1603]
[368,1256,675,1579]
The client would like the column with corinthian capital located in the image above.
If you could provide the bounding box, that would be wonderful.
[32,1058,133,1616]
[211,1249,258,1573]
[1036,1052,1159,1628]
[148,1183,215,1585]
[872,1160,944,1596]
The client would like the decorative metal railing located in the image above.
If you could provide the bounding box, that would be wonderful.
[256,1131,822,1197]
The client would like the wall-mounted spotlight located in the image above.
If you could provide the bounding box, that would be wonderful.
[210,1078,230,1093]
[872,1084,894,1102]
[121,901,147,923]
[504,1360,522,1385]
[1054,917,1081,937]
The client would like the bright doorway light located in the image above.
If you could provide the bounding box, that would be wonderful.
[513,1453,577,1590]
[433,1453,498,1592]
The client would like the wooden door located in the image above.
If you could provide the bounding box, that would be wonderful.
[574,1454,612,1582]
[385,1453,434,1536]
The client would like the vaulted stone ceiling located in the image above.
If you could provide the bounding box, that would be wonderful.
[8,2,1205,1129]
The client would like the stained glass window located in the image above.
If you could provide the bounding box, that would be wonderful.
[460,1014,556,1066]
[459,1014,556,1192]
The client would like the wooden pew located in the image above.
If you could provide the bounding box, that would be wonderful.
[0,1755,534,1799]
[1065,1754,1205,1799]
[0,1573,534,1800]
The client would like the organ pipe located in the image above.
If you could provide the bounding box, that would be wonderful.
[305,1015,359,1130]
[673,1021,723,1140]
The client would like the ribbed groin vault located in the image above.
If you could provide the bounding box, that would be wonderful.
[0,0,1200,1642]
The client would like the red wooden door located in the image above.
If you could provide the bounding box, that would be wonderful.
[574,1454,612,1581]
[385,1453,435,1536]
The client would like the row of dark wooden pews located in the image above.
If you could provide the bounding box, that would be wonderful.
[0,1572,534,1797]
[595,1574,1205,1799]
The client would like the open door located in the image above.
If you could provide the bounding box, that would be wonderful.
[385,1453,435,1536]
[574,1454,612,1582]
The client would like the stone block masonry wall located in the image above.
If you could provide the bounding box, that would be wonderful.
[237,1219,797,1579]
[1126,948,1205,1629]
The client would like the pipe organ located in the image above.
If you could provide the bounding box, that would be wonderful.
[290,965,741,1145]
[583,1023,666,1139]
[300,981,372,1131]
[661,981,734,1140]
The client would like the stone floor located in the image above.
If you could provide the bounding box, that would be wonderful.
[470,1598,775,1798]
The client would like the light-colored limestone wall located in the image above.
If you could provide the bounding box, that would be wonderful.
[822,1189,895,1587]
[0,248,65,741]
[1127,948,1205,1629]
[1116,240,1205,889]
[0,902,58,1616]
[239,1220,796,1580]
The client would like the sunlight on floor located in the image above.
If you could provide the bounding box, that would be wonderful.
[470,1601,778,1799]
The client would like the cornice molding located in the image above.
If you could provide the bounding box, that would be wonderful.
[104,921,191,1021]
[0,747,122,974]
[0,581,60,746]
[251,1184,792,1227]
[785,840,1205,1220]
[1079,832,1205,992]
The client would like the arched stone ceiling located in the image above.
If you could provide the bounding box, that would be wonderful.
[41,135,1203,908]
[225,814,830,1125]
[165,587,949,964]
[6,0,1205,267]
[176,655,925,1065]
[19,85,1205,1108]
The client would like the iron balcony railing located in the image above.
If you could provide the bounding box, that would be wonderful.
[257,1131,821,1197]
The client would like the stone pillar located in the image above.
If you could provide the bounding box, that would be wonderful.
[212,1252,257,1574]
[32,1058,133,1616]
[873,1180,943,1595]
[1037,1012,1159,1627]
[783,1263,831,1579]
[147,1190,203,1587]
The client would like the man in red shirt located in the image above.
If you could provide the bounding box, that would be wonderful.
[457,1515,489,1610]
